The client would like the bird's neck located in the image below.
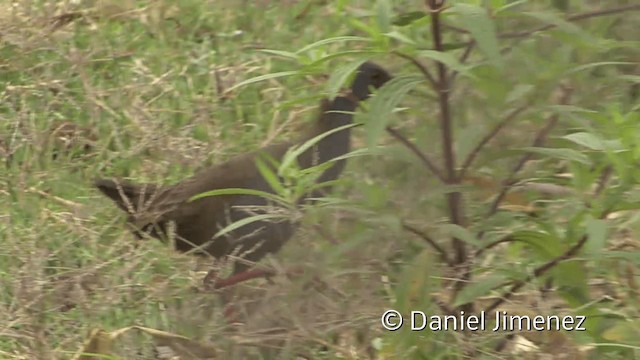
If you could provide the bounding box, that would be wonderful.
[316,95,358,134]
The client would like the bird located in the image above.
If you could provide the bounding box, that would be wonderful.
[94,61,391,279]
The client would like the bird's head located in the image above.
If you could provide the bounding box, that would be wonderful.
[350,61,392,101]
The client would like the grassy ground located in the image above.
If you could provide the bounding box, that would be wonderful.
[1,0,412,358]
[2,1,639,359]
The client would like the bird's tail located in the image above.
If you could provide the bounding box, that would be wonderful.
[94,178,159,214]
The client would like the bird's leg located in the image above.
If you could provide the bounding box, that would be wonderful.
[212,268,276,289]
[202,268,220,290]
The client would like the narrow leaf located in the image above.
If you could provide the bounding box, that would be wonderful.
[325,60,368,100]
[392,11,427,26]
[227,71,298,92]
[418,50,473,76]
[454,274,507,307]
[585,216,608,259]
[254,155,286,195]
[440,223,481,247]
[453,4,503,68]
[567,62,633,75]
[376,0,392,33]
[562,132,622,151]
[366,75,424,148]
[296,36,370,54]
[257,49,300,61]
[213,213,286,239]
[281,123,357,170]
[521,147,592,165]
[190,188,286,206]
[523,11,587,37]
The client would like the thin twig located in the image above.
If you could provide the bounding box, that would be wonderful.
[386,126,446,183]
[484,86,573,222]
[392,51,438,89]
[484,234,588,313]
[459,103,530,179]
[593,165,613,197]
[451,5,640,81]
[449,42,475,83]
[402,222,453,266]
[500,4,640,39]
[473,235,515,258]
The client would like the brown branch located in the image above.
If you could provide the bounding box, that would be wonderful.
[474,235,515,258]
[386,126,446,183]
[453,5,640,80]
[443,24,469,34]
[500,4,640,39]
[484,86,573,222]
[449,42,475,84]
[593,165,613,197]
[484,234,588,313]
[428,0,470,312]
[482,192,615,314]
[402,222,453,266]
[392,51,438,89]
[428,0,465,234]
[459,103,530,179]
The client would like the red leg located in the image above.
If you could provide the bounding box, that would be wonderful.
[212,268,276,289]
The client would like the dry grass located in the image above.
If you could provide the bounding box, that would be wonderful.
[1,0,406,358]
[2,0,640,359]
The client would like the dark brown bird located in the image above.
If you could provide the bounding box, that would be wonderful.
[95,61,391,275]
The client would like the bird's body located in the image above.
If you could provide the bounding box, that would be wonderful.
[95,61,391,273]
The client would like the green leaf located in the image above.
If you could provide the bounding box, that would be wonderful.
[190,188,286,206]
[546,104,597,114]
[511,230,559,257]
[521,147,592,165]
[296,36,370,54]
[392,11,427,26]
[505,84,534,103]
[523,11,587,37]
[562,132,623,151]
[256,49,299,61]
[585,216,608,259]
[454,273,507,307]
[348,18,379,39]
[227,71,298,92]
[281,123,357,171]
[452,4,503,68]
[602,321,640,344]
[213,213,286,239]
[440,223,482,247]
[376,0,392,33]
[496,0,527,13]
[254,155,286,196]
[418,50,474,76]
[332,147,375,162]
[307,50,384,68]
[619,75,640,83]
[366,75,424,148]
[325,60,368,100]
[384,31,416,45]
[604,251,640,262]
[567,62,634,75]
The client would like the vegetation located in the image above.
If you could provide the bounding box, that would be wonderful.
[1,0,639,358]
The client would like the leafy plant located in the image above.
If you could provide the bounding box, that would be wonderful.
[231,0,640,358]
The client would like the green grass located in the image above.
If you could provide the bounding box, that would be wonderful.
[1,1,404,358]
[2,0,640,359]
